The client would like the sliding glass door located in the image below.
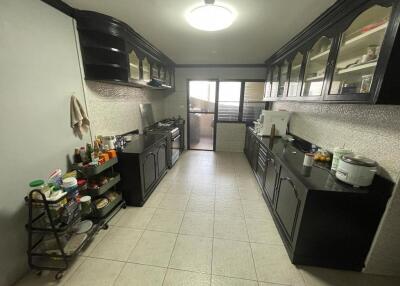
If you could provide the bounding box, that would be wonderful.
[188,80,217,150]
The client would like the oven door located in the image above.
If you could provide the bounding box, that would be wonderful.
[171,134,181,165]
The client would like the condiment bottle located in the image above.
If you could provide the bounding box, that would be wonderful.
[73,148,82,164]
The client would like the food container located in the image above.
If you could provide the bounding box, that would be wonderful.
[80,196,92,216]
[331,148,352,171]
[48,169,63,188]
[303,153,314,167]
[62,177,78,193]
[107,150,117,159]
[335,154,378,187]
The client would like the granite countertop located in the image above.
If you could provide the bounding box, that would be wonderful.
[249,128,369,194]
[117,133,166,154]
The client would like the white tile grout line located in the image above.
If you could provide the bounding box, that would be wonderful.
[210,183,216,285]
[160,183,191,286]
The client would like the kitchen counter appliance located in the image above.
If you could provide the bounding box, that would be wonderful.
[336,154,378,187]
[145,118,184,168]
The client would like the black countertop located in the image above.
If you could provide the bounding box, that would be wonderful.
[249,128,369,194]
[117,133,166,154]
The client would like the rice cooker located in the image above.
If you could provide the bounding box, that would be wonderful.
[335,154,378,187]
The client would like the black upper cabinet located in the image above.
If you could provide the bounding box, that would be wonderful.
[264,0,400,104]
[74,10,175,90]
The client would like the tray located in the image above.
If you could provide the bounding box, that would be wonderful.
[74,157,118,176]
[91,194,123,219]
[88,173,121,197]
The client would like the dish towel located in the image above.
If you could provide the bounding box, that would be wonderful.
[70,95,90,139]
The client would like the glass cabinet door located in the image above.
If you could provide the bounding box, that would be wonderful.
[165,69,171,86]
[302,36,332,96]
[329,5,392,95]
[142,57,150,82]
[288,53,303,97]
[271,66,279,97]
[159,66,165,81]
[151,63,159,79]
[128,50,140,80]
[264,69,272,100]
[278,60,289,97]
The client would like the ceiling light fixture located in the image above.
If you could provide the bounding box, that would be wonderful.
[186,0,235,31]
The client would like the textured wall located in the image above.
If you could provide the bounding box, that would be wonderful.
[272,101,400,276]
[216,123,247,152]
[83,81,167,136]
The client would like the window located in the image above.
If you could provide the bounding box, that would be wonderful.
[217,80,266,123]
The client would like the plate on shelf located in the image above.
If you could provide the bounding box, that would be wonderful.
[72,220,93,234]
[64,233,88,255]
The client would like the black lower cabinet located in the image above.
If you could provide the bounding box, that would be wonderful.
[116,135,168,206]
[244,127,392,271]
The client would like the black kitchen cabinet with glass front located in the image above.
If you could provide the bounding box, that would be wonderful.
[244,127,393,271]
[263,0,400,104]
[74,10,175,90]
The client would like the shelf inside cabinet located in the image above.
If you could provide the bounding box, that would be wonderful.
[337,61,377,74]
[306,75,325,81]
[344,23,388,46]
[310,49,330,62]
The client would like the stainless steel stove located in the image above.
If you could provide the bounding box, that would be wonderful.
[145,119,184,168]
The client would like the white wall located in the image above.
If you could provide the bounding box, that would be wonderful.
[272,101,400,276]
[164,67,266,149]
[0,1,90,285]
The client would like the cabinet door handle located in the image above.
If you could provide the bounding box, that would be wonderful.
[281,177,299,199]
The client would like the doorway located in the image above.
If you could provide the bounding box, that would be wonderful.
[187,80,218,151]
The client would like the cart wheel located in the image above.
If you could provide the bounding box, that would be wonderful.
[122,203,127,209]
[103,223,109,230]
[55,271,64,280]
[36,271,42,276]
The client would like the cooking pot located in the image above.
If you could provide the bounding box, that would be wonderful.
[335,154,377,187]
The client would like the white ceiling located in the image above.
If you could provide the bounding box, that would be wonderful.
[65,0,336,64]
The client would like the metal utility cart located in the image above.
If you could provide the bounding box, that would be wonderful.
[26,157,125,280]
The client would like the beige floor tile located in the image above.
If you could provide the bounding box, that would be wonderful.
[167,183,193,195]
[158,194,190,211]
[212,238,257,280]
[144,192,166,208]
[215,187,241,200]
[211,275,258,286]
[15,257,86,286]
[214,216,249,241]
[180,212,214,237]
[258,283,286,286]
[251,243,304,285]
[128,230,177,267]
[239,188,263,201]
[169,235,213,274]
[299,266,400,286]
[163,269,210,286]
[214,206,244,219]
[241,201,271,220]
[80,228,108,256]
[113,263,166,286]
[147,209,184,233]
[246,218,283,245]
[215,198,242,209]
[116,207,156,229]
[108,208,125,225]
[90,226,142,261]
[191,184,216,197]
[186,195,215,213]
[64,257,124,286]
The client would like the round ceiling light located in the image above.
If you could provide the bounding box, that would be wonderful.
[186,0,235,31]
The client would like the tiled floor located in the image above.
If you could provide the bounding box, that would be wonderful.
[16,151,400,286]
